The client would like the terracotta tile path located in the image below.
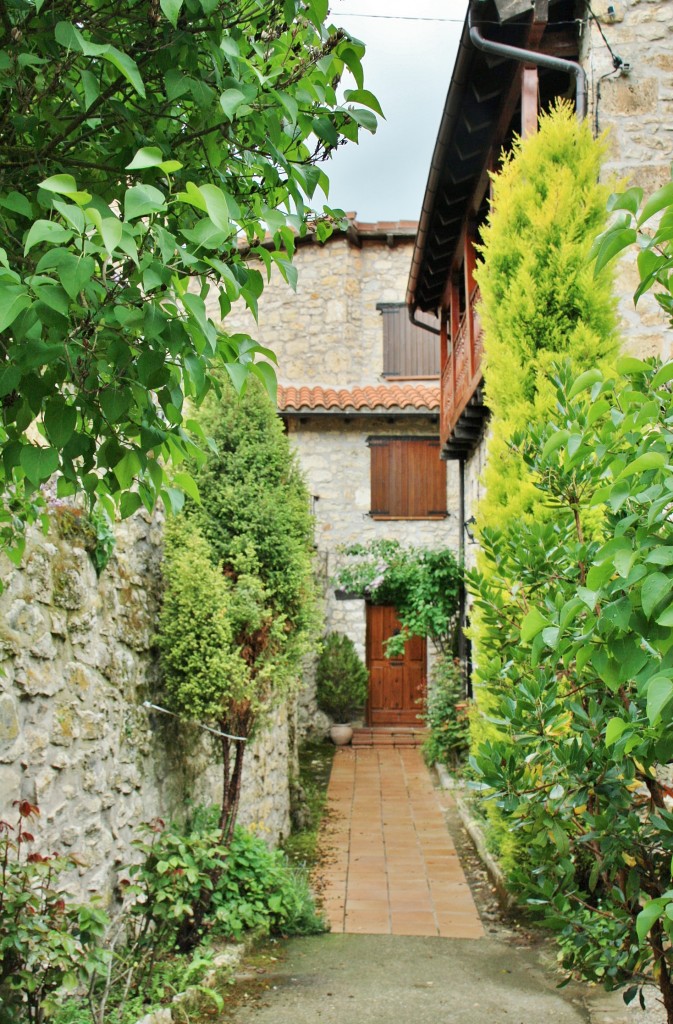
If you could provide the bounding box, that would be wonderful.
[314,747,485,939]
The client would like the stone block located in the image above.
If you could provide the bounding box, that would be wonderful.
[14,657,65,698]
[25,546,57,604]
[52,704,80,746]
[0,765,21,807]
[0,693,20,743]
[600,76,658,115]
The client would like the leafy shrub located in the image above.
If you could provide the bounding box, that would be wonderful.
[0,802,108,1024]
[156,380,321,857]
[315,633,368,722]
[124,808,326,948]
[422,656,469,770]
[469,361,673,1017]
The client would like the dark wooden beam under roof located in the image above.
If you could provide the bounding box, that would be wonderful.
[406,0,580,318]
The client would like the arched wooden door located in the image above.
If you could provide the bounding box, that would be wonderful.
[366,605,426,726]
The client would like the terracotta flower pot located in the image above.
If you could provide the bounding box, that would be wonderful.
[330,724,353,746]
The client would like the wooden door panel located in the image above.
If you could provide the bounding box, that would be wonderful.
[366,605,426,726]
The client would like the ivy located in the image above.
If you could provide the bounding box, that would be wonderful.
[333,539,462,656]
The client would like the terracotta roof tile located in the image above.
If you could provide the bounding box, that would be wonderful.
[277,383,440,413]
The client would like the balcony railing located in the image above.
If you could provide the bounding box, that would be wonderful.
[440,287,483,451]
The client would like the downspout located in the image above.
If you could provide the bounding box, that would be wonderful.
[409,306,441,335]
[468,8,587,121]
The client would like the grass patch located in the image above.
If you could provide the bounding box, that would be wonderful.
[284,740,334,868]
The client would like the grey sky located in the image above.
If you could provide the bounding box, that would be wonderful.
[324,0,469,223]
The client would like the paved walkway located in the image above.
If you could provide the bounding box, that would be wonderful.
[314,747,484,938]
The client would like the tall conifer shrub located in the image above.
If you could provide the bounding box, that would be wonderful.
[157,379,321,864]
[468,102,619,864]
[475,101,619,527]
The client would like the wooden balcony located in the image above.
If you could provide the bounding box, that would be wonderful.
[440,288,488,459]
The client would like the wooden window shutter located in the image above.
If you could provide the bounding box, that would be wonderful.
[370,439,390,515]
[379,304,440,377]
[370,438,446,518]
[417,440,446,516]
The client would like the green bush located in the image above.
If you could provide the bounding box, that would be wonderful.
[470,361,673,1016]
[0,802,108,1024]
[156,380,321,861]
[126,808,326,946]
[422,657,469,770]
[315,633,368,722]
[475,100,618,529]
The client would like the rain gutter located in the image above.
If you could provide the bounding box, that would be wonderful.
[468,7,587,121]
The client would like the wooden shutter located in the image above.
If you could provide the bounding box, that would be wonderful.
[370,438,446,518]
[380,305,440,377]
[370,439,391,515]
[409,440,446,517]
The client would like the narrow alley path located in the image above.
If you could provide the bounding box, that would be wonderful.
[315,747,484,938]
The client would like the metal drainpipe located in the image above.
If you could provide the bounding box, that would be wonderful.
[409,307,441,335]
[468,8,587,121]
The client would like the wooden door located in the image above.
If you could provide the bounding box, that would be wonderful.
[366,605,426,726]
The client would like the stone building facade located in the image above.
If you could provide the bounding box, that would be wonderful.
[214,221,461,725]
[0,512,294,900]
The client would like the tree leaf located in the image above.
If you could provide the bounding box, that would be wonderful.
[123,184,166,221]
[568,368,603,399]
[646,674,673,725]
[24,220,74,254]
[638,181,673,227]
[159,0,184,27]
[636,899,666,943]
[38,174,78,195]
[20,445,59,485]
[641,572,673,618]
[593,227,637,276]
[126,146,164,170]
[520,607,548,643]
[605,718,628,746]
[44,400,77,447]
[0,284,31,331]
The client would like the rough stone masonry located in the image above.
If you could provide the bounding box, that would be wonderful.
[0,509,296,902]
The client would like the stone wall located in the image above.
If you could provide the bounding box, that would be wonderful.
[584,0,673,361]
[209,233,422,387]
[0,512,295,903]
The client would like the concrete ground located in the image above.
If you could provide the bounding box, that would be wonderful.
[226,933,590,1024]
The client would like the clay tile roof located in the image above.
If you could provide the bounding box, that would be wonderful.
[277,383,440,413]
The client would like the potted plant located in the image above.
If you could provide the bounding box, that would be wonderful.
[316,632,369,745]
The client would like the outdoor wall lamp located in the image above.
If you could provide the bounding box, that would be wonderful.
[464,516,477,543]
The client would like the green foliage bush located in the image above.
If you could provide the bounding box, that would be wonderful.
[334,539,462,655]
[422,656,469,770]
[126,808,326,948]
[470,361,673,1015]
[315,633,368,722]
[156,379,321,885]
[469,102,620,863]
[0,802,108,1024]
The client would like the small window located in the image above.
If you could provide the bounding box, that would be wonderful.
[369,437,447,519]
[378,304,440,378]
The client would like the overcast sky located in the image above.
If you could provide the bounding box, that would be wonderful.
[324,0,469,223]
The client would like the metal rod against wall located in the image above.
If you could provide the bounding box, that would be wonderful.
[141,701,248,742]
[468,8,587,121]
